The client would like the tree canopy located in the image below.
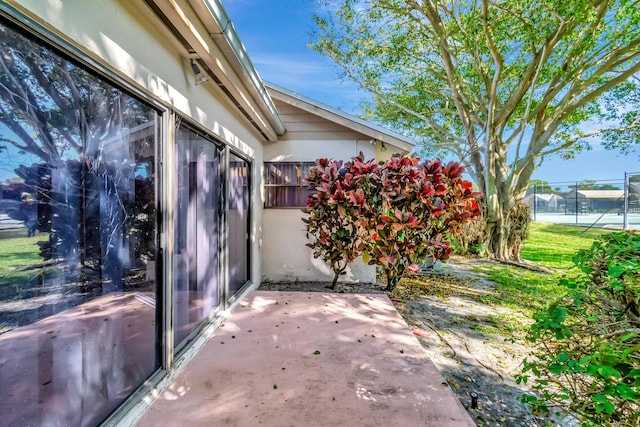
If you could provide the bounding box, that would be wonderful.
[311,0,640,260]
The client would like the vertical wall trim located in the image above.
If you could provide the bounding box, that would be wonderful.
[221,147,230,309]
[162,112,176,369]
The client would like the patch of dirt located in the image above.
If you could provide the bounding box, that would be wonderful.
[259,281,387,294]
[260,258,560,427]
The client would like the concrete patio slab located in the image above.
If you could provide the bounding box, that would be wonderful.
[137,291,475,426]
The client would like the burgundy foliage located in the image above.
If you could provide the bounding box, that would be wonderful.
[303,153,481,291]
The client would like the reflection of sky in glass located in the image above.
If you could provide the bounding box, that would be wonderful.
[0,125,40,182]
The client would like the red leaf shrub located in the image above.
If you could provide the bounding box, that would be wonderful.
[303,153,481,290]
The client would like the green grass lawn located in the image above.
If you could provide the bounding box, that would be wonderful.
[521,223,611,269]
[0,235,43,270]
[0,235,47,294]
[473,222,612,317]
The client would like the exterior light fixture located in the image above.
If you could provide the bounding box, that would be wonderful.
[380,142,387,151]
[190,59,209,85]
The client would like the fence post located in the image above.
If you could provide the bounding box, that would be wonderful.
[533,184,537,221]
[575,181,579,225]
[624,172,629,230]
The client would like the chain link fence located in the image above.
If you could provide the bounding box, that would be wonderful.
[527,172,640,230]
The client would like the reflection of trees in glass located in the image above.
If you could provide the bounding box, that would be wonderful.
[0,22,158,427]
[0,22,157,290]
[10,160,156,270]
[0,23,150,162]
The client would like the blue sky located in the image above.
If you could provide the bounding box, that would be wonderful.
[225,0,639,186]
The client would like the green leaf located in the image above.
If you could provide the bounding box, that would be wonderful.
[608,265,626,278]
[593,394,608,403]
[549,363,564,374]
[597,365,621,379]
[620,332,638,342]
[578,356,592,366]
[615,383,638,401]
[628,369,640,379]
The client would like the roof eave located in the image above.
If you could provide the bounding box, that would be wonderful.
[189,0,285,137]
[144,0,284,142]
[265,82,416,153]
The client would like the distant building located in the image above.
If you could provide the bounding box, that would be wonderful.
[562,190,625,213]
[524,193,565,212]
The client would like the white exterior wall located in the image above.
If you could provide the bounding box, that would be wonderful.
[13,0,267,284]
[264,139,377,162]
[262,139,377,284]
[262,210,376,283]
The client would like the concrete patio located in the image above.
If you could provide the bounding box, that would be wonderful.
[137,291,475,426]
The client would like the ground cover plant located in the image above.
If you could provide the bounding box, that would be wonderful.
[518,231,640,426]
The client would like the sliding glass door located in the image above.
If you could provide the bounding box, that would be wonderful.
[0,9,256,425]
[228,154,250,297]
[173,126,222,347]
[0,21,159,426]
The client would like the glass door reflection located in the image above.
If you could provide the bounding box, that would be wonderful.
[173,126,221,347]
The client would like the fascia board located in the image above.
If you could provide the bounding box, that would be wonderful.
[188,0,285,136]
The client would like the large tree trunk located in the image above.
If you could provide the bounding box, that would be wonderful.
[478,141,531,261]
[483,198,530,261]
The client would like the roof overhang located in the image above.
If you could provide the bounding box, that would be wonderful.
[265,82,416,153]
[144,0,285,141]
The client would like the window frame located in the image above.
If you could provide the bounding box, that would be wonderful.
[263,161,315,208]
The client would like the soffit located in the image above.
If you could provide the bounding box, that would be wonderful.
[144,0,284,142]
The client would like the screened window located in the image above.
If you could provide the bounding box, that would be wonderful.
[0,21,159,426]
[264,162,314,208]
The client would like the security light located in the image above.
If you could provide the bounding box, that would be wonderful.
[190,59,209,85]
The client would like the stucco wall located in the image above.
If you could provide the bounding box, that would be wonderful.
[264,138,377,163]
[261,209,376,283]
[262,122,376,283]
[12,0,267,284]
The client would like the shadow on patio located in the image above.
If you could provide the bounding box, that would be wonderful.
[137,291,475,426]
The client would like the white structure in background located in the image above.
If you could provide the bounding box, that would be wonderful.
[525,193,565,212]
